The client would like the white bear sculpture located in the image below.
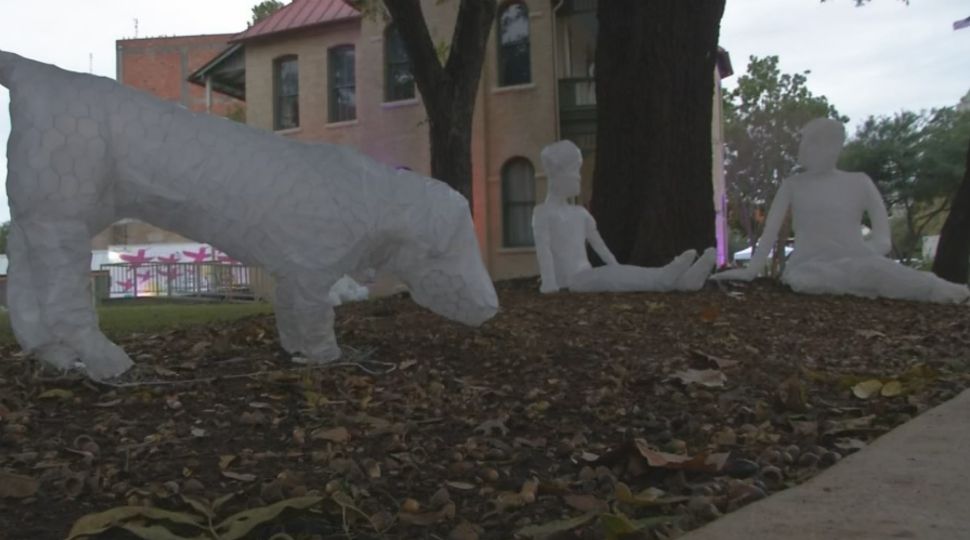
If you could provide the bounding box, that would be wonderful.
[0,50,498,380]
[712,117,970,304]
[532,140,716,293]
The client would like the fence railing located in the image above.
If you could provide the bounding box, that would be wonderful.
[100,262,267,301]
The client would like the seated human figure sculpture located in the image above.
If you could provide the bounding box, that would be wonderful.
[532,140,716,293]
[712,117,970,304]
[0,50,499,380]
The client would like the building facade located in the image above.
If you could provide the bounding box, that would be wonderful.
[197,0,731,278]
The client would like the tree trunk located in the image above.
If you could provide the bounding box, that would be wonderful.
[590,0,725,266]
[383,0,495,206]
[932,138,970,284]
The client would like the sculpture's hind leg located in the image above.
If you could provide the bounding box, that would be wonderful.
[7,218,133,380]
[6,223,76,370]
[273,273,341,363]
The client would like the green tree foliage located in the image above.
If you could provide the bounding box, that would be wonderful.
[251,1,284,26]
[0,221,8,254]
[722,55,846,248]
[841,108,970,262]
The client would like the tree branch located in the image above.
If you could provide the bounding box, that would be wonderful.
[382,0,446,105]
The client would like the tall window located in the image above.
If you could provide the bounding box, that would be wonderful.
[385,24,415,102]
[274,55,299,130]
[502,158,536,247]
[497,1,531,86]
[329,45,356,122]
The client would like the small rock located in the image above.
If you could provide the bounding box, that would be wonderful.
[182,478,204,494]
[819,450,841,467]
[687,496,721,522]
[759,465,784,488]
[725,458,759,479]
[798,452,819,468]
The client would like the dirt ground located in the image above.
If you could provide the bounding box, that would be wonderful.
[1,278,968,539]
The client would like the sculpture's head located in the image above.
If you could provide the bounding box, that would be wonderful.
[541,140,583,199]
[798,118,845,173]
[387,178,499,327]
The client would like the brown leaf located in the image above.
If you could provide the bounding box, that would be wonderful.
[311,426,351,443]
[670,369,726,388]
[776,375,807,412]
[398,501,456,526]
[0,472,39,498]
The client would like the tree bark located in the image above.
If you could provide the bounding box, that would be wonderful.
[590,1,726,266]
[382,0,495,206]
[931,138,970,284]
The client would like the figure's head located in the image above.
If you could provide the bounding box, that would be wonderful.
[541,140,583,199]
[388,178,499,327]
[798,118,845,172]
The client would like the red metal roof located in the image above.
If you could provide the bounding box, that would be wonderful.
[232,0,359,42]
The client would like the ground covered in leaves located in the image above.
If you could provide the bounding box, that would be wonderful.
[1,279,969,540]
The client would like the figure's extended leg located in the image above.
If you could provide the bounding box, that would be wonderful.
[569,249,697,292]
[273,274,341,363]
[9,219,133,379]
[676,247,717,291]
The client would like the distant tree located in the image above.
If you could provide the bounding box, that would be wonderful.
[251,1,284,26]
[0,221,8,254]
[838,108,969,266]
[722,55,845,255]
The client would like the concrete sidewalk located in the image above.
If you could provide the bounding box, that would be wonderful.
[682,389,970,540]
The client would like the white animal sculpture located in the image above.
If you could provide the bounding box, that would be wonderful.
[712,117,970,304]
[0,50,498,380]
[532,140,716,293]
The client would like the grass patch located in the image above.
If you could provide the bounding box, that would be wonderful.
[0,300,275,346]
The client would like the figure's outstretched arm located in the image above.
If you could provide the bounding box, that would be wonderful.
[532,211,560,293]
[712,179,793,281]
[861,175,892,256]
[583,210,619,266]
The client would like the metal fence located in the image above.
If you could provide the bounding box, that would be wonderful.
[100,262,267,301]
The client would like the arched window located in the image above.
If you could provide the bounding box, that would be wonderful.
[328,45,356,122]
[497,1,531,87]
[385,24,415,102]
[502,158,536,247]
[273,55,299,130]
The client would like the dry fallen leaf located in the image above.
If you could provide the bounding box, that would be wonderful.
[880,380,903,397]
[311,426,351,443]
[852,379,883,400]
[0,472,39,499]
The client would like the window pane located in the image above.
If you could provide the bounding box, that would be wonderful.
[275,56,299,130]
[502,158,536,247]
[498,3,531,86]
[386,25,415,101]
[329,46,356,122]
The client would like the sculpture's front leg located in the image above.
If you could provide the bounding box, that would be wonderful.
[7,219,133,380]
[273,274,341,363]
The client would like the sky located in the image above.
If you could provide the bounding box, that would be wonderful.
[0,0,968,224]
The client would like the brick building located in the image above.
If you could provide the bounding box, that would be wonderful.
[92,34,245,250]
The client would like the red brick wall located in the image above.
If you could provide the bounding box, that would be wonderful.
[116,34,244,118]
